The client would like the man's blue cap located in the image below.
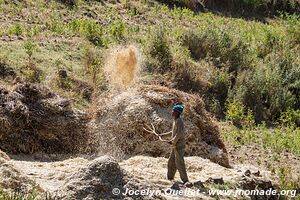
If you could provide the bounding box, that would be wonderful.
[172,104,184,114]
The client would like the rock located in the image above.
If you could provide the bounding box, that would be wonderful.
[240,176,277,200]
[243,168,261,177]
[252,169,260,177]
[171,182,180,190]
[58,69,68,79]
[184,181,193,188]
[206,177,224,184]
[241,176,273,190]
[244,169,251,177]
[193,180,205,189]
[57,156,125,199]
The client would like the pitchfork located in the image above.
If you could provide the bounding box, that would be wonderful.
[143,123,176,143]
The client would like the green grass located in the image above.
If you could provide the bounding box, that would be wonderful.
[0,0,299,122]
[220,122,300,194]
[221,124,300,156]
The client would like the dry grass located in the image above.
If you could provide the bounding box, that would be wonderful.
[92,84,229,167]
[0,83,93,154]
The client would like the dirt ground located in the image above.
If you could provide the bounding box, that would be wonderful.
[6,154,278,199]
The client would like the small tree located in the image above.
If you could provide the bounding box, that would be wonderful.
[24,41,37,64]
[22,41,42,83]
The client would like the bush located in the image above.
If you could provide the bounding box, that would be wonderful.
[230,66,295,123]
[24,41,37,64]
[83,20,103,46]
[202,0,300,16]
[205,67,231,118]
[82,47,104,88]
[8,23,23,36]
[21,41,43,83]
[225,100,255,128]
[236,0,300,15]
[109,20,126,41]
[180,28,253,73]
[145,28,172,73]
[21,64,43,83]
[285,14,300,46]
[156,0,204,11]
[280,110,300,127]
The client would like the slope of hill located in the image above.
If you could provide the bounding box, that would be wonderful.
[0,0,299,199]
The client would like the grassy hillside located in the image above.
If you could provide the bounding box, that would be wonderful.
[0,0,299,196]
[1,0,299,123]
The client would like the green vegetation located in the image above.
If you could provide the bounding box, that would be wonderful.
[0,188,53,200]
[220,122,300,193]
[160,0,299,16]
[222,124,300,156]
[0,0,299,196]
[0,0,299,123]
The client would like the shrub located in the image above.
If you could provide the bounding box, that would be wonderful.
[180,30,204,60]
[145,28,172,73]
[240,0,300,15]
[8,23,23,36]
[225,100,254,128]
[109,20,126,41]
[180,28,253,73]
[285,14,300,46]
[156,0,204,11]
[21,64,43,83]
[230,65,295,123]
[205,67,231,118]
[280,110,300,127]
[24,41,37,64]
[202,0,300,16]
[21,41,43,83]
[82,47,104,88]
[83,20,103,46]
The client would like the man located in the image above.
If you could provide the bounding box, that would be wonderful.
[167,103,190,185]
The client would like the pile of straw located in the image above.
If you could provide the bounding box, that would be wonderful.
[0,83,91,154]
[92,84,229,167]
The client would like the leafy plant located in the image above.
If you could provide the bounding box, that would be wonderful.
[226,100,255,128]
[8,23,23,36]
[109,20,126,41]
[146,28,172,73]
[24,41,37,64]
[83,20,103,46]
[280,110,300,127]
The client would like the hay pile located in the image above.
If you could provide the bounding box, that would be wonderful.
[0,157,40,194]
[0,149,10,161]
[0,62,16,80]
[0,83,91,154]
[92,84,229,167]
